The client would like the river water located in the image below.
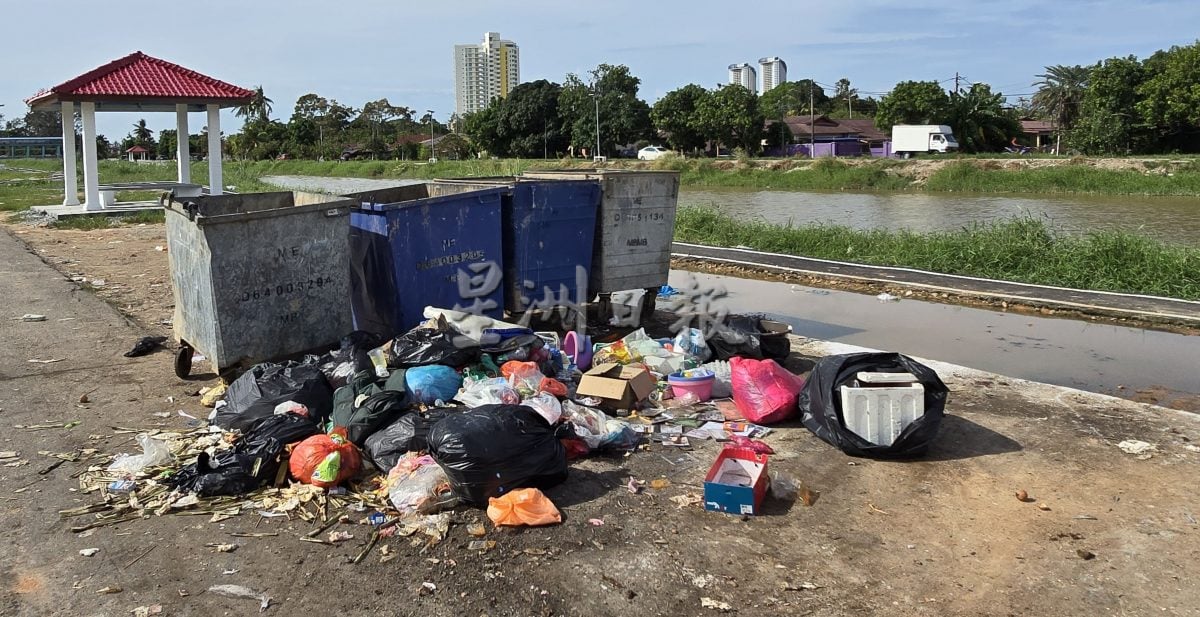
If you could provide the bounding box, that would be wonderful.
[667,271,1200,410]
[680,188,1200,246]
[264,175,1200,246]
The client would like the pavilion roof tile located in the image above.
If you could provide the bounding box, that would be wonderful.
[27,51,253,105]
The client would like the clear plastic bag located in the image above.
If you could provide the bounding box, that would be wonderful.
[108,434,172,474]
[456,377,520,408]
[387,453,457,514]
[523,392,563,425]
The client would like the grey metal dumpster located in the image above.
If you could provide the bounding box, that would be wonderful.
[521,169,680,317]
[163,191,356,377]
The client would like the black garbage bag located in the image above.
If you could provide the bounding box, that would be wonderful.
[317,331,388,388]
[389,325,480,368]
[214,359,334,432]
[706,315,791,361]
[799,352,948,458]
[427,404,567,506]
[362,407,462,472]
[167,414,319,496]
[124,336,167,358]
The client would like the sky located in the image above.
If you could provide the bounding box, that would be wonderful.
[2,0,1198,140]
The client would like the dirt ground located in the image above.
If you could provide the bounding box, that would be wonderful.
[2,222,1199,616]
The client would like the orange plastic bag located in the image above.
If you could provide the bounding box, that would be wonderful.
[500,361,545,394]
[289,428,362,489]
[486,488,562,527]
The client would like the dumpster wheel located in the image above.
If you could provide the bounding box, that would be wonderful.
[174,342,194,379]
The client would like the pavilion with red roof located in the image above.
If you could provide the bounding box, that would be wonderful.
[26,51,253,211]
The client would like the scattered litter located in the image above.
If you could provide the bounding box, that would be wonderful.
[670,493,703,509]
[1037,503,1052,511]
[466,523,486,537]
[588,518,605,526]
[207,584,272,612]
[96,586,122,594]
[222,569,240,575]
[90,278,106,287]
[420,581,437,595]
[27,358,65,364]
[328,531,354,543]
[208,543,239,553]
[781,581,822,591]
[1117,440,1156,455]
[79,548,100,557]
[876,292,900,302]
[199,384,227,407]
[131,605,163,617]
[701,597,732,611]
[867,502,889,515]
[17,314,47,322]
[650,478,671,490]
[107,434,171,474]
[626,477,643,494]
[467,540,496,552]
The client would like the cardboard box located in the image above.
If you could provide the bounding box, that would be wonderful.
[703,448,769,516]
[575,362,658,410]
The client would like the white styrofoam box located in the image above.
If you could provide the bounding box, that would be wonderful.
[839,383,925,446]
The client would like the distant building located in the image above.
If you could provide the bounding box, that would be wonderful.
[0,137,63,159]
[728,63,757,94]
[758,57,787,92]
[455,32,520,116]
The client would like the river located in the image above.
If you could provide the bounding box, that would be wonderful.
[679,188,1200,246]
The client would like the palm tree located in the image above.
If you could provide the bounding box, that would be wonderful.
[132,119,152,143]
[946,84,1021,152]
[236,86,273,123]
[1031,65,1090,130]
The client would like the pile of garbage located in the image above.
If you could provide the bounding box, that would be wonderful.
[72,308,948,551]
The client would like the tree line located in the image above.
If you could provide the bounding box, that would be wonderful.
[1029,40,1200,154]
[4,39,1196,159]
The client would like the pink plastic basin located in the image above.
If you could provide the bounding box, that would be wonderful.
[668,372,715,402]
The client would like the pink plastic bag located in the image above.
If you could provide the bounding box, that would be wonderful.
[730,357,805,424]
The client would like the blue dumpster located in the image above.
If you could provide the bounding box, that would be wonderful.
[345,184,507,337]
[434,178,600,313]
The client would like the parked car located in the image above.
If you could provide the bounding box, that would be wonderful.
[637,146,669,161]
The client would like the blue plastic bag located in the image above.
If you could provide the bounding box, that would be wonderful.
[405,365,463,405]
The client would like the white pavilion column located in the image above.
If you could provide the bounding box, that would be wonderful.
[206,104,222,196]
[175,104,191,184]
[60,101,79,206]
[80,102,102,211]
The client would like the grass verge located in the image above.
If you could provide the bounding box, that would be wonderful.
[925,161,1200,196]
[675,207,1200,300]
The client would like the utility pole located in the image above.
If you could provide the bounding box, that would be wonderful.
[809,82,815,156]
[426,109,435,162]
[591,89,601,162]
[954,72,960,95]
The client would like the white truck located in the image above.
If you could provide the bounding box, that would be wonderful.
[891,125,958,158]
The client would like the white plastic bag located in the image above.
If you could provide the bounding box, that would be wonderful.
[456,377,520,408]
[674,328,712,363]
[108,434,171,474]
